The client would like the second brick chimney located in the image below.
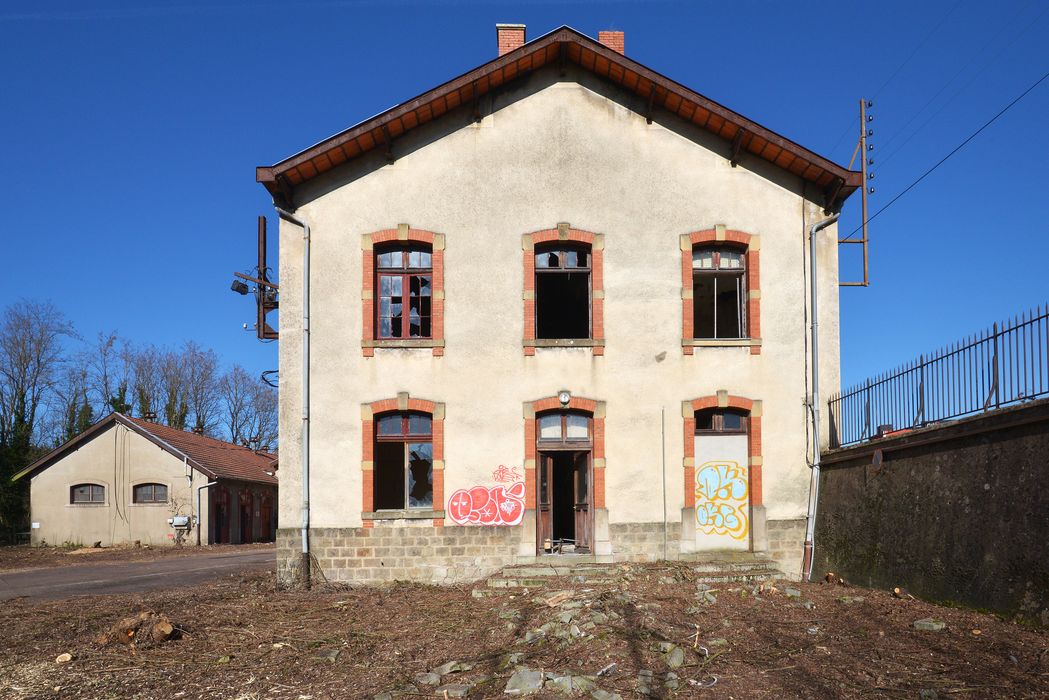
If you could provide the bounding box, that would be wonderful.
[496,24,526,56]
[598,30,625,55]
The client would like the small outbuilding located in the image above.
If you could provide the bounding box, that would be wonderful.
[13,413,277,547]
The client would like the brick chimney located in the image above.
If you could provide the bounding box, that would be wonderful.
[496,24,526,56]
[598,30,625,55]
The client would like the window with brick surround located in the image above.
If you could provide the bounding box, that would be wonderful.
[132,483,168,504]
[693,245,746,339]
[535,243,591,339]
[71,483,104,504]
[375,244,432,339]
[694,408,748,434]
[373,412,433,510]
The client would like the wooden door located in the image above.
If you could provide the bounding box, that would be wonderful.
[537,453,554,553]
[259,493,273,542]
[572,452,592,553]
[239,492,254,544]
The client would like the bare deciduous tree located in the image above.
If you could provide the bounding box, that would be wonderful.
[90,332,134,415]
[133,345,163,420]
[218,365,277,451]
[184,341,220,434]
[0,299,75,534]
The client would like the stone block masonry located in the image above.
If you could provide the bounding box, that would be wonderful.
[766,518,806,579]
[608,522,681,562]
[277,526,520,586]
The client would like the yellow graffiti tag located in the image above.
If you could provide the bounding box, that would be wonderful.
[694,460,749,540]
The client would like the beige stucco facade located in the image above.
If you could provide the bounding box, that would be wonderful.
[273,66,842,581]
[28,422,210,547]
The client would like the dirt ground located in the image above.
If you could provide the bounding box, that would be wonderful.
[1,563,1046,700]
[0,543,274,572]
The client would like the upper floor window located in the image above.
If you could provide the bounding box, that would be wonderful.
[374,411,433,510]
[695,408,749,434]
[133,483,168,504]
[376,244,432,339]
[693,245,746,339]
[535,244,591,339]
[70,483,105,504]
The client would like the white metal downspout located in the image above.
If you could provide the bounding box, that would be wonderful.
[802,213,840,582]
[276,207,311,589]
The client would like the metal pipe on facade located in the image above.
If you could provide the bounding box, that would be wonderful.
[276,207,312,589]
[802,213,840,582]
[196,481,217,546]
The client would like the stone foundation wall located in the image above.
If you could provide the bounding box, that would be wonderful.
[767,518,806,579]
[608,522,681,561]
[277,526,520,586]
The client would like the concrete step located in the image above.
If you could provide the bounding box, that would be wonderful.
[690,560,781,574]
[693,570,782,585]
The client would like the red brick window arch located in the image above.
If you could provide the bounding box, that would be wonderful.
[681,226,761,355]
[362,225,445,357]
[522,224,605,356]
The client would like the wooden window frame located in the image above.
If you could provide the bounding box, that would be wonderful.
[362,226,445,357]
[361,396,446,526]
[373,411,434,511]
[132,482,169,504]
[681,227,761,355]
[523,396,607,511]
[694,407,749,435]
[70,483,105,505]
[522,225,605,356]
[533,243,593,341]
[536,410,594,449]
[692,245,747,340]
[375,244,434,341]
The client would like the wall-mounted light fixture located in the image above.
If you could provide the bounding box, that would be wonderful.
[558,390,571,407]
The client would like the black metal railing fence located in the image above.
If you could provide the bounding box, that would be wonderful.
[829,305,1049,448]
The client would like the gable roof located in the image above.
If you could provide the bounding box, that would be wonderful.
[13,413,277,486]
[257,26,861,211]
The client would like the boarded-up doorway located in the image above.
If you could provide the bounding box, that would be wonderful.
[693,408,750,550]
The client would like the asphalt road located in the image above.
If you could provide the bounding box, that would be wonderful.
[0,548,275,601]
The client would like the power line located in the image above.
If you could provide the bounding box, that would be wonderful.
[874,1,1049,173]
[842,68,1049,241]
[824,0,962,159]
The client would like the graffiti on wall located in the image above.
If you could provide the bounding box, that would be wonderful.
[694,460,749,540]
[447,466,525,525]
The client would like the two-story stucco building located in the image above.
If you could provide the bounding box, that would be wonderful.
[256,25,860,585]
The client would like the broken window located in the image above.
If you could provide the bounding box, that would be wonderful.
[376,244,432,339]
[132,483,168,504]
[70,483,105,504]
[374,412,433,510]
[693,245,746,339]
[695,408,749,434]
[535,244,591,339]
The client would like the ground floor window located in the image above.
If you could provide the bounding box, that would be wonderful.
[132,483,168,503]
[374,411,433,509]
[71,483,104,504]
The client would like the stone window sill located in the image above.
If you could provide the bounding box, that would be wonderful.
[362,509,444,520]
[524,339,606,348]
[363,339,445,349]
[682,338,762,348]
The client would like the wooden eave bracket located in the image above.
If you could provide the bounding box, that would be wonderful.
[823,176,845,213]
[730,129,747,167]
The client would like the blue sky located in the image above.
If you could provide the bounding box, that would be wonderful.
[2,0,1047,392]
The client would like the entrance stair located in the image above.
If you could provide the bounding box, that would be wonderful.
[486,551,783,589]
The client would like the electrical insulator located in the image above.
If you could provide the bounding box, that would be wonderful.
[867,129,874,137]
[868,187,875,194]
[867,114,874,122]
[866,100,874,108]
[868,158,874,165]
[868,172,875,179]
[868,144,874,151]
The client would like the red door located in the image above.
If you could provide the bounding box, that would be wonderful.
[213,488,230,544]
[239,492,254,544]
[259,493,273,542]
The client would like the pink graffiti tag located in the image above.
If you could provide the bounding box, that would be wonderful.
[491,464,523,483]
[447,482,525,526]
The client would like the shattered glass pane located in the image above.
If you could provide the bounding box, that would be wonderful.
[380,276,402,296]
[408,250,432,269]
[407,442,433,508]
